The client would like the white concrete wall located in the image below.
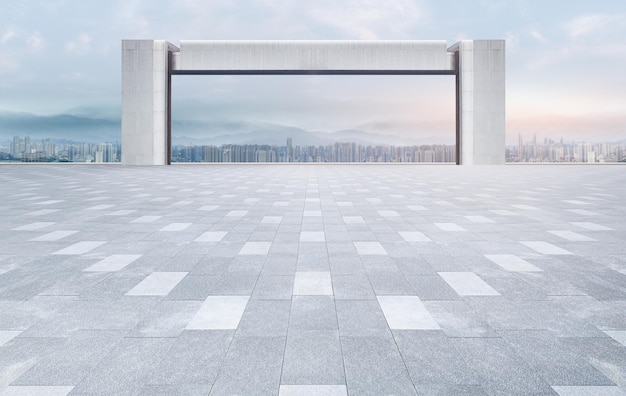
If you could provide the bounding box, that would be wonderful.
[451,40,505,165]
[122,40,176,165]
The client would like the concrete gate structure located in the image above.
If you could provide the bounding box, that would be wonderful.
[121,40,505,165]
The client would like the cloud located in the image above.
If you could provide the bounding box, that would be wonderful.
[26,31,44,51]
[529,30,546,43]
[1,30,16,44]
[563,13,626,40]
[306,0,424,39]
[65,33,92,54]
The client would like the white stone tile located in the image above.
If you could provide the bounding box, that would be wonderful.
[159,223,192,232]
[407,205,428,211]
[194,231,227,242]
[300,232,325,242]
[378,210,400,217]
[377,296,440,330]
[366,198,382,203]
[0,331,22,347]
[52,241,106,255]
[26,209,60,216]
[239,241,272,255]
[85,204,115,211]
[293,272,333,295]
[12,222,56,231]
[125,272,188,296]
[398,231,431,242]
[465,215,495,223]
[354,241,387,255]
[34,200,64,205]
[171,200,193,207]
[456,197,476,202]
[30,230,78,242]
[198,205,218,211]
[561,200,592,205]
[566,209,598,216]
[336,201,353,207]
[0,386,75,396]
[548,231,596,242]
[343,216,365,224]
[130,216,162,223]
[305,198,320,203]
[489,209,519,216]
[226,210,248,217]
[107,210,137,216]
[570,222,614,231]
[273,201,289,206]
[434,223,467,232]
[520,241,573,255]
[511,204,541,211]
[185,296,250,330]
[304,210,322,217]
[551,386,625,396]
[83,254,143,272]
[244,198,260,203]
[603,331,626,347]
[261,216,282,224]
[484,254,542,272]
[279,385,347,396]
[438,272,500,296]
[150,197,171,202]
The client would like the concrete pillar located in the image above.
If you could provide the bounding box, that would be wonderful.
[121,40,176,165]
[452,40,506,165]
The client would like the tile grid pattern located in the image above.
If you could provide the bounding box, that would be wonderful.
[0,164,625,395]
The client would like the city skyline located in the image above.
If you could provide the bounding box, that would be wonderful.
[1,1,625,145]
[4,133,625,164]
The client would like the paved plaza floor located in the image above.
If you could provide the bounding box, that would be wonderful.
[1,164,626,395]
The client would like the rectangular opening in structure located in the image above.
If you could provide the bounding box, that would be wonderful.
[171,75,455,163]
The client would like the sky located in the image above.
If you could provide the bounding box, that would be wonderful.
[1,0,625,145]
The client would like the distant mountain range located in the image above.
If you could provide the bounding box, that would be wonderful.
[0,110,451,146]
[0,111,120,143]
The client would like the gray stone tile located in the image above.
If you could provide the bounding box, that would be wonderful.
[332,274,375,300]
[70,337,174,395]
[451,337,555,395]
[366,271,415,295]
[423,300,497,338]
[237,299,291,337]
[335,300,390,337]
[130,301,203,337]
[281,330,344,385]
[341,335,417,395]
[209,336,284,395]
[252,275,294,299]
[136,384,212,396]
[0,336,67,387]
[147,331,233,386]
[10,330,126,386]
[500,331,615,386]
[393,330,479,386]
[560,337,626,387]
[289,296,338,330]
[405,275,461,300]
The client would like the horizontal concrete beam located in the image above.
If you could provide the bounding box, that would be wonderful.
[171,40,456,74]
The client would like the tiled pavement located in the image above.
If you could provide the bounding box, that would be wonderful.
[0,164,626,396]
